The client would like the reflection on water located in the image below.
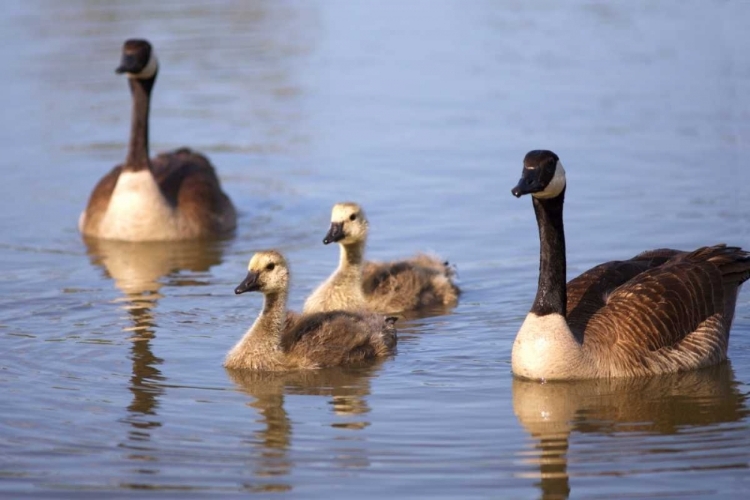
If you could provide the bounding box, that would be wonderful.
[85,238,225,470]
[226,363,383,492]
[1,0,750,496]
[84,238,226,295]
[513,364,750,499]
[120,300,163,469]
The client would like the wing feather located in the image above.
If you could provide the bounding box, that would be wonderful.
[152,148,236,234]
[580,255,728,376]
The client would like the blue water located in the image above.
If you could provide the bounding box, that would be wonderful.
[1,1,749,498]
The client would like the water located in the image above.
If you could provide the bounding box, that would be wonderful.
[1,0,750,498]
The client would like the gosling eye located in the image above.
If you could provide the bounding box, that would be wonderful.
[266,263,275,271]
[349,213,357,221]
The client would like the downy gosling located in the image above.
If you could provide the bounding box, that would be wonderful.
[225,250,397,371]
[303,202,460,316]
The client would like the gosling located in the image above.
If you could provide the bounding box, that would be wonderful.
[225,250,397,371]
[303,202,460,315]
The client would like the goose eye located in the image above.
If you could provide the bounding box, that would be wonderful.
[349,214,357,221]
[266,263,275,271]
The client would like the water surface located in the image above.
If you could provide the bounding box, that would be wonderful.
[1,1,750,498]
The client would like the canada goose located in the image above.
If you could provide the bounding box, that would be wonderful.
[225,250,397,371]
[511,150,750,380]
[79,39,236,241]
[303,202,460,315]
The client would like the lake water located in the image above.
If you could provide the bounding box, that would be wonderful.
[1,0,750,498]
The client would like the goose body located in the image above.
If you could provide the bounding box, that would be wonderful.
[79,39,236,241]
[303,202,460,316]
[511,150,750,380]
[225,250,397,371]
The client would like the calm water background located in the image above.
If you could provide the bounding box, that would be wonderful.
[1,0,750,498]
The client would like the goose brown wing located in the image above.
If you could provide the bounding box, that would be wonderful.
[582,253,726,354]
[152,148,236,233]
[566,249,682,334]
[152,148,222,202]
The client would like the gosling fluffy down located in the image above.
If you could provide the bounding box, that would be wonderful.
[303,202,460,315]
[225,250,397,371]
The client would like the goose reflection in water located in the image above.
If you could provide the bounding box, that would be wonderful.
[226,362,384,491]
[84,238,225,467]
[512,363,749,500]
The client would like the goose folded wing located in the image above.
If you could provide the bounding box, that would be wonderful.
[152,148,222,202]
[152,148,235,232]
[566,249,683,331]
[583,258,725,354]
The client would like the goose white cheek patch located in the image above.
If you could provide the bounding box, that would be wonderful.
[127,54,158,79]
[533,161,566,199]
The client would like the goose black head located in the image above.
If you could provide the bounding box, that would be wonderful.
[512,150,566,199]
[116,39,158,79]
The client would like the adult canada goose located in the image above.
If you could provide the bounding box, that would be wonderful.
[303,202,460,316]
[511,150,750,380]
[225,250,397,371]
[79,39,236,241]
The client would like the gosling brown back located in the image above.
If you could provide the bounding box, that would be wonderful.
[226,250,397,371]
[282,312,397,367]
[362,254,460,313]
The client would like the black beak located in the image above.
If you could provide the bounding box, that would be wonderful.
[323,222,345,245]
[235,271,260,294]
[511,169,545,198]
[115,54,139,74]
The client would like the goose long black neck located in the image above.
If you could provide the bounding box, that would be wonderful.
[530,189,567,317]
[125,76,155,171]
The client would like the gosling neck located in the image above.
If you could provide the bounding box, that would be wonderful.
[530,189,567,317]
[124,76,156,172]
[249,290,288,346]
[337,240,365,283]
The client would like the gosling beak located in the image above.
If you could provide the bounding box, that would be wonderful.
[323,222,345,245]
[115,54,139,74]
[235,271,260,294]
[511,169,544,198]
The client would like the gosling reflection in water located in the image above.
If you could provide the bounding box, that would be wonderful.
[512,363,749,500]
[226,362,384,486]
[84,238,225,462]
